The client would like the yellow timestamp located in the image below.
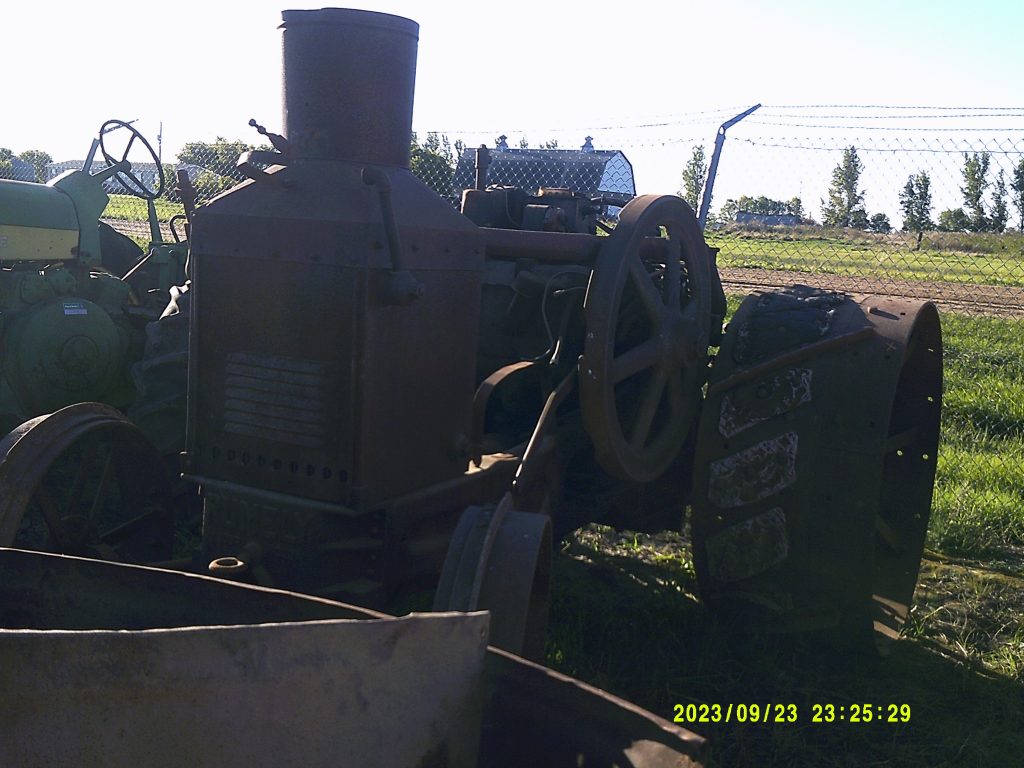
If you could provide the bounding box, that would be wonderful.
[672,702,911,725]
[812,703,911,723]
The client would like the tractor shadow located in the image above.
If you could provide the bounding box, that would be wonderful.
[546,524,1024,768]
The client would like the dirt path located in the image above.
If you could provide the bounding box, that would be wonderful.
[719,267,1024,317]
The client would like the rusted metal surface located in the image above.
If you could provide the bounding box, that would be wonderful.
[185,7,489,606]
[434,496,552,660]
[0,549,487,768]
[0,403,173,561]
[1,5,942,669]
[691,286,942,651]
[0,549,706,768]
[580,195,712,482]
[281,8,418,165]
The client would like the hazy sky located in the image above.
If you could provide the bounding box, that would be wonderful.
[4,0,1022,216]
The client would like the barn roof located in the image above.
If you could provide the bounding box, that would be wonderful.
[454,146,636,202]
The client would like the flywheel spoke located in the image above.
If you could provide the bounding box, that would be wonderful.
[628,256,665,323]
[612,338,662,383]
[34,484,72,550]
[630,367,668,450]
[86,447,118,527]
[665,238,682,308]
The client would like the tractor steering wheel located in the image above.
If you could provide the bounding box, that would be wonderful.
[99,119,165,200]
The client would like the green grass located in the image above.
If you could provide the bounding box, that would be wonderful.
[929,312,1024,556]
[102,194,185,223]
[707,227,1024,287]
[547,528,1024,767]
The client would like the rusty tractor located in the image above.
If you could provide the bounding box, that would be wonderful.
[0,7,941,663]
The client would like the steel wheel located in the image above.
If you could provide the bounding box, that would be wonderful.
[434,498,552,660]
[0,402,175,563]
[580,195,712,482]
[690,288,942,653]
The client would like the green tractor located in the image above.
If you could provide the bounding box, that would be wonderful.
[0,120,187,434]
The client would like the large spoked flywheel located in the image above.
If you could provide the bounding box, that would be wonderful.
[0,402,175,563]
[580,195,713,483]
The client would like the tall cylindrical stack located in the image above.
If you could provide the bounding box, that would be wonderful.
[280,8,418,166]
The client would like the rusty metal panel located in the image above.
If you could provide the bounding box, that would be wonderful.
[719,368,812,438]
[707,432,798,509]
[281,9,419,166]
[0,550,487,768]
[0,549,707,768]
[691,286,942,650]
[188,165,484,508]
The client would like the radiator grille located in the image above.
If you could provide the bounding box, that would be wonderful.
[223,352,327,447]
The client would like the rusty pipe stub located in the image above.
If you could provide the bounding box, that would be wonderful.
[280,8,419,166]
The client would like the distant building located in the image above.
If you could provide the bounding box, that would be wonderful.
[735,211,801,227]
[45,160,207,194]
[453,143,636,207]
[8,157,36,182]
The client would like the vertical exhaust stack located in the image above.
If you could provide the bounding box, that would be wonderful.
[187,8,484,603]
[281,8,419,166]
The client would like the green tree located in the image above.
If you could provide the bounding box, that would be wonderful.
[410,131,456,200]
[899,171,933,250]
[990,170,1008,233]
[787,196,804,219]
[678,144,707,211]
[821,146,866,227]
[868,212,891,234]
[1011,157,1024,230]
[177,137,257,184]
[736,195,797,216]
[717,199,740,225]
[937,208,971,232]
[960,152,990,231]
[17,149,52,182]
[0,147,15,179]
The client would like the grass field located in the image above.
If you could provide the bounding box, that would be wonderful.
[546,302,1024,768]
[103,194,185,224]
[707,227,1024,288]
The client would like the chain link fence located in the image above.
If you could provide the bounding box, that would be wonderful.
[92,111,1023,555]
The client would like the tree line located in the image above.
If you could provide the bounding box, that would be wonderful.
[681,144,1024,242]
[0,148,53,182]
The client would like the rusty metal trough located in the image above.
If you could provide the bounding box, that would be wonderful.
[0,547,705,768]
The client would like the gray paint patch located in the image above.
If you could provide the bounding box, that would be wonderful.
[719,368,812,438]
[706,507,789,583]
[708,432,798,509]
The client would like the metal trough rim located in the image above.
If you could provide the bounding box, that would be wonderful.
[0,548,706,768]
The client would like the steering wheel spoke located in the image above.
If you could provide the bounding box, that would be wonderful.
[99,120,165,201]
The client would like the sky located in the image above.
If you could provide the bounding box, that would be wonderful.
[4,0,1023,220]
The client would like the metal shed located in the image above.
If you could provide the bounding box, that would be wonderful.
[454,146,636,204]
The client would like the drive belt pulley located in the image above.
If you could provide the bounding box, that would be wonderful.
[579,195,713,483]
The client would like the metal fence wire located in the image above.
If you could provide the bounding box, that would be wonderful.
[96,109,1023,555]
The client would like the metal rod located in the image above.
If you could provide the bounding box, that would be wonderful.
[698,103,761,230]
